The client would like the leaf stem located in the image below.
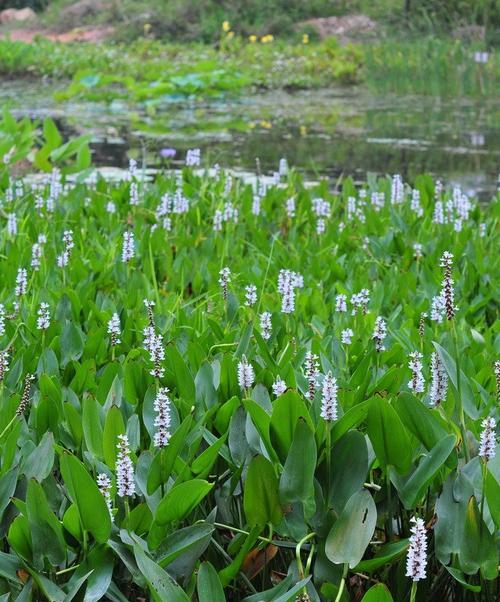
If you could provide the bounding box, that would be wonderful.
[325,423,332,507]
[334,563,348,602]
[451,322,470,463]
[410,581,418,602]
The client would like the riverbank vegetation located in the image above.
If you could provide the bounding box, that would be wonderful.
[0,35,497,100]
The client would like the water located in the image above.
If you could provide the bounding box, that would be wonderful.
[3,81,499,199]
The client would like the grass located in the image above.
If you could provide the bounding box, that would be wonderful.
[0,35,497,101]
[0,36,363,94]
[0,112,498,600]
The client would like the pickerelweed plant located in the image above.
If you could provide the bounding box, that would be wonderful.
[0,118,498,601]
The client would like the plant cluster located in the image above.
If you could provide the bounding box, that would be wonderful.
[0,117,498,600]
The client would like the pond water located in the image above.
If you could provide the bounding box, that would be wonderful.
[3,81,499,199]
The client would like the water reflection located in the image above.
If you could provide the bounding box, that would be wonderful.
[3,82,499,199]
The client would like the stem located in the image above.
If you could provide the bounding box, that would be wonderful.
[334,564,348,602]
[0,414,18,441]
[82,528,88,557]
[479,460,487,538]
[451,322,470,463]
[410,581,418,602]
[325,423,332,507]
[386,469,393,540]
[296,532,316,580]
[149,239,160,305]
[124,500,131,525]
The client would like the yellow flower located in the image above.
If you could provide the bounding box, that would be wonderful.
[222,21,230,32]
[143,23,152,33]
[300,125,307,136]
[302,33,309,44]
[261,34,274,44]
[227,31,234,39]
[260,120,272,129]
[248,35,257,43]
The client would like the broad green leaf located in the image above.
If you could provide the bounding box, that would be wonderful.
[82,397,104,459]
[103,405,126,467]
[331,400,370,443]
[0,467,18,523]
[435,472,473,564]
[147,413,193,494]
[325,489,377,568]
[60,453,112,543]
[394,392,449,451]
[366,397,412,474]
[279,418,316,517]
[243,399,276,462]
[192,433,228,477]
[165,345,195,401]
[26,479,66,567]
[23,432,54,481]
[354,539,409,572]
[155,480,214,526]
[270,390,313,463]
[330,430,368,514]
[460,496,498,580]
[433,341,479,419]
[485,469,500,529]
[361,584,394,601]
[133,545,190,602]
[157,524,215,567]
[244,455,283,527]
[399,435,456,508]
[197,561,225,602]
[444,566,481,593]
[43,117,62,149]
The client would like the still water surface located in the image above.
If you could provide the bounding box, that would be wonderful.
[3,81,499,199]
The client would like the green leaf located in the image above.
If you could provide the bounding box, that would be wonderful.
[244,455,283,527]
[361,584,394,601]
[0,467,18,523]
[165,345,195,401]
[43,117,62,149]
[444,566,481,592]
[354,539,409,572]
[60,453,112,543]
[485,469,500,529]
[325,489,377,568]
[133,545,190,602]
[331,400,370,443]
[243,399,276,462]
[399,435,456,508]
[155,480,214,526]
[26,479,66,567]
[433,341,479,419]
[103,405,126,467]
[192,433,228,477]
[23,432,54,481]
[330,430,368,514]
[82,397,104,459]
[60,322,86,366]
[270,390,313,463]
[460,496,498,580]
[157,524,215,567]
[435,472,473,564]
[279,418,316,517]
[147,413,193,494]
[394,392,449,451]
[197,561,225,602]
[366,397,412,474]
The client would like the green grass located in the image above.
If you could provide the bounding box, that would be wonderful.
[0,112,498,600]
[0,35,497,101]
